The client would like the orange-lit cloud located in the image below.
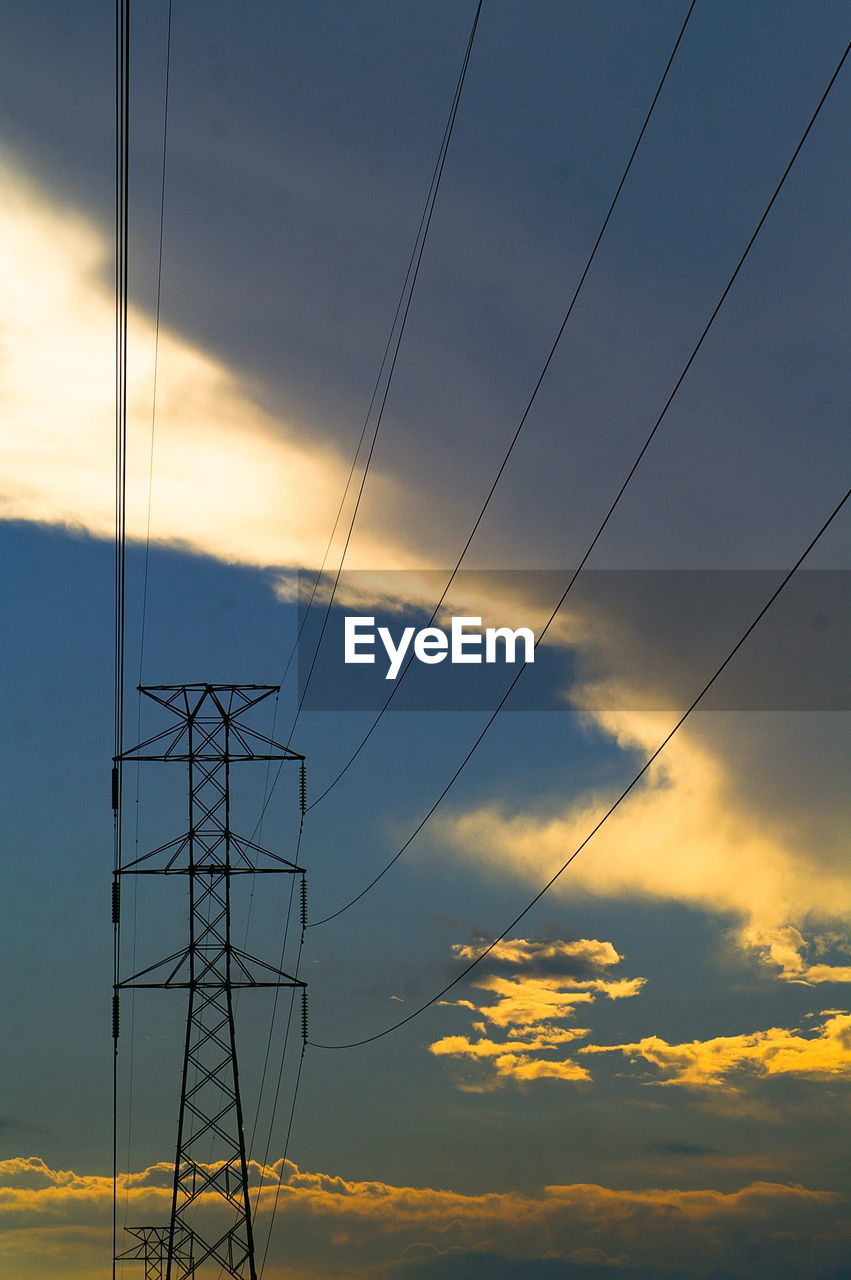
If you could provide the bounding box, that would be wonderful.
[429,936,644,1088]
[466,973,644,1029]
[0,151,414,573]
[451,936,623,971]
[0,1155,845,1280]
[429,1027,587,1057]
[0,1154,839,1226]
[2,147,849,1004]
[746,925,851,984]
[581,1011,851,1089]
[437,705,851,979]
[430,1027,592,1084]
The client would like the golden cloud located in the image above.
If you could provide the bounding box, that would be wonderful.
[430,1026,587,1058]
[580,1012,851,1088]
[0,1154,838,1226]
[437,706,851,977]
[430,937,644,1088]
[450,937,622,970]
[430,1027,592,1084]
[2,153,848,1047]
[745,925,851,984]
[3,151,847,989]
[0,151,415,573]
[467,974,588,1026]
[488,1053,591,1082]
[0,1154,846,1280]
[0,1152,844,1280]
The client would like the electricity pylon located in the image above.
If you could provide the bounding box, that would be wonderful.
[114,684,305,1279]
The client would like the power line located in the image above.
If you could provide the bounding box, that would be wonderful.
[137,0,173,687]
[259,1037,307,1279]
[112,0,130,1275]
[238,16,485,1260]
[277,0,485,712]
[247,0,485,835]
[306,36,850,928]
[304,0,699,811]
[247,872,298,1165]
[122,6,174,1253]
[255,918,307,1278]
[243,8,485,1197]
[250,809,308,1276]
[306,484,850,1050]
[249,826,305,1193]
[286,0,484,744]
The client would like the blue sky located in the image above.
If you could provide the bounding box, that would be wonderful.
[0,3,849,1279]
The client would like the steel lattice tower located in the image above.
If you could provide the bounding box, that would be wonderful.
[114,684,305,1280]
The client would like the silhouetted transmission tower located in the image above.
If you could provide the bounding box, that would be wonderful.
[113,684,305,1280]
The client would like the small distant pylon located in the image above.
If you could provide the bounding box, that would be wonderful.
[116,1227,193,1280]
[114,684,305,1279]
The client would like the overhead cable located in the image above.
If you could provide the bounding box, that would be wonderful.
[305,0,699,810]
[248,0,486,835]
[307,484,850,1048]
[285,0,485,740]
[306,36,850,927]
[112,1,131,1275]
[137,0,173,686]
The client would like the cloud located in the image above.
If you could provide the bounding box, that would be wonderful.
[437,704,851,977]
[429,1027,588,1058]
[0,1155,845,1280]
[1,148,848,995]
[429,937,644,1089]
[415,572,849,985]
[430,1029,592,1085]
[580,1012,851,1089]
[0,150,415,573]
[451,937,624,979]
[746,926,851,985]
[464,973,644,1029]
[484,1054,592,1083]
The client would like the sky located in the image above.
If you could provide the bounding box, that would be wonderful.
[0,2,849,1279]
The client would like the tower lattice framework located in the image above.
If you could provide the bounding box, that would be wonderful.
[114,684,305,1280]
